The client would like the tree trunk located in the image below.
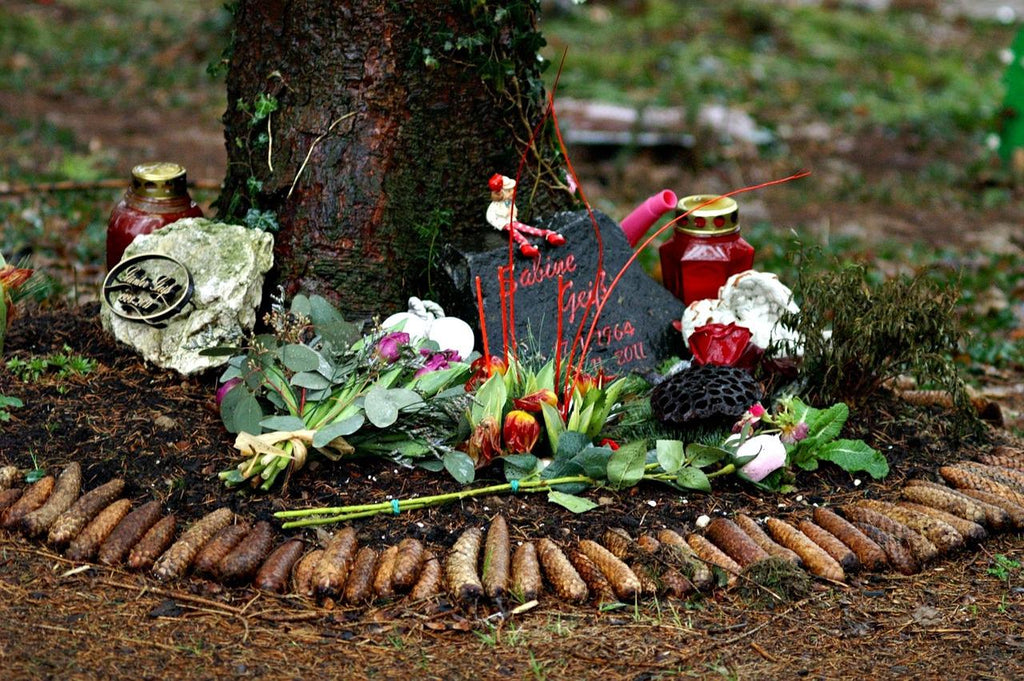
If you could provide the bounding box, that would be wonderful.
[217,0,571,317]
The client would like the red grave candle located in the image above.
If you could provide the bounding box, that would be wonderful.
[658,195,754,305]
[106,162,204,269]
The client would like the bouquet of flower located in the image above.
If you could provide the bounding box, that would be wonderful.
[211,293,472,490]
[451,350,636,483]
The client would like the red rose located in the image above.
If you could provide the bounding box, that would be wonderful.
[688,322,762,369]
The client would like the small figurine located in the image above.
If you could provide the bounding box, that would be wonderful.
[486,174,565,258]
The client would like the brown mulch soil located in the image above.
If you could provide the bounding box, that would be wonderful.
[1,304,1023,679]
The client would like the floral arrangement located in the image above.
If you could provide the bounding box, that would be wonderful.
[210,293,473,490]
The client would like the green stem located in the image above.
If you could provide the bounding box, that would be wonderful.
[707,463,736,479]
[275,474,594,528]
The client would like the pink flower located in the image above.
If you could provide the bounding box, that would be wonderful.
[216,378,242,406]
[780,420,809,444]
[732,402,766,433]
[735,434,787,482]
[415,348,461,377]
[376,331,410,363]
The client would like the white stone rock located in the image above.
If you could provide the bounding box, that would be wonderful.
[101,218,274,375]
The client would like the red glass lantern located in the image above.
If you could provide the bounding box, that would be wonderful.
[106,162,204,269]
[658,195,754,304]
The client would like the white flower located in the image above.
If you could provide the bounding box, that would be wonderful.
[736,433,787,483]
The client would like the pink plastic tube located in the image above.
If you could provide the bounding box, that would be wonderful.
[620,189,678,247]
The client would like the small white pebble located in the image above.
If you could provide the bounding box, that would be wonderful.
[795,495,804,502]
[695,514,711,529]
[647,500,657,508]
[854,479,862,487]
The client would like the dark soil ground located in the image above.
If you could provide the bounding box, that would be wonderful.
[1,298,1023,680]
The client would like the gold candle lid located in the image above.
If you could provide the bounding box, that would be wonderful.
[675,194,740,236]
[130,162,189,199]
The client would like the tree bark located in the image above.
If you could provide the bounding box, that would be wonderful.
[218,0,571,317]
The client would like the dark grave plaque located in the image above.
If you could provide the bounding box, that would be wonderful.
[438,210,686,371]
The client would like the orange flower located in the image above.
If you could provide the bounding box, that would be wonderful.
[464,354,508,392]
[503,410,540,454]
[466,416,502,467]
[513,388,557,413]
[0,265,32,290]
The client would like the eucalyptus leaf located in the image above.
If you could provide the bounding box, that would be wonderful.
[231,392,264,435]
[675,466,712,492]
[364,386,400,428]
[418,459,445,472]
[309,294,360,348]
[281,344,321,373]
[312,413,366,447]
[199,345,240,357]
[290,293,311,317]
[547,490,598,514]
[386,388,424,411]
[655,440,685,473]
[290,371,333,390]
[606,440,647,489]
[260,415,306,431]
[443,450,476,484]
[218,383,247,432]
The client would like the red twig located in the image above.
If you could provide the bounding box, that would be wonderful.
[497,266,509,360]
[475,275,490,362]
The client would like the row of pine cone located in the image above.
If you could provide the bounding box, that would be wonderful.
[1,446,1023,607]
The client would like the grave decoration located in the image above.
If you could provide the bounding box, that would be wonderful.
[100,218,273,375]
[439,207,687,372]
[211,294,476,490]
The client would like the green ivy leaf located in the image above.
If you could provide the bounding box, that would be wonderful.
[606,440,647,489]
[816,439,889,479]
[656,440,685,473]
[676,466,712,492]
[547,490,598,514]
[443,450,476,484]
